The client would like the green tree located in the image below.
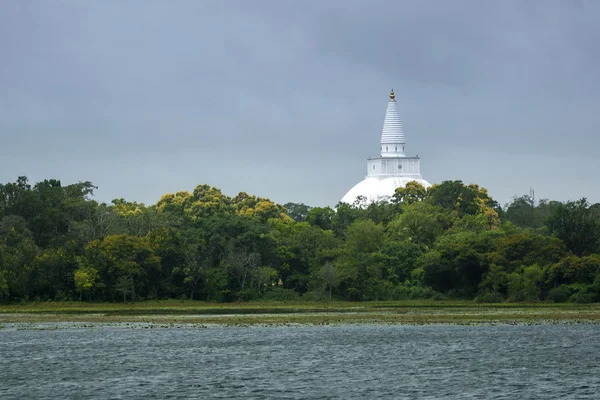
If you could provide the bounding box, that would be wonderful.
[283,202,312,222]
[387,203,445,250]
[318,263,340,299]
[269,219,340,293]
[546,198,600,256]
[489,232,566,273]
[156,185,232,222]
[203,267,228,301]
[392,181,427,205]
[345,219,385,255]
[252,266,278,294]
[31,246,79,300]
[85,234,161,301]
[373,240,422,284]
[306,207,335,231]
[337,220,385,300]
[0,176,32,220]
[0,177,99,248]
[0,219,39,300]
[547,254,600,286]
[176,240,208,300]
[506,272,524,301]
[233,192,289,222]
[427,181,500,223]
[505,195,562,229]
[0,272,9,300]
[332,201,363,238]
[478,263,507,295]
[421,232,494,297]
[146,227,186,298]
[74,265,101,301]
[222,243,262,291]
[363,200,398,225]
[523,264,544,301]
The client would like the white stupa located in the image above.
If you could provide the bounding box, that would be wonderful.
[341,89,431,204]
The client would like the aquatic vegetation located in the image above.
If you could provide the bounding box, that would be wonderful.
[1,300,599,327]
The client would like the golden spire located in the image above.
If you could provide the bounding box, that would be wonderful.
[390,88,395,102]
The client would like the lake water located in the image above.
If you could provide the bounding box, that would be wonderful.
[1,323,599,399]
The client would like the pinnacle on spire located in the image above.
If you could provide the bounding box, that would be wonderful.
[380,89,405,151]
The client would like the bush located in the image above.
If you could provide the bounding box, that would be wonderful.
[554,284,598,304]
[236,289,259,302]
[262,288,299,301]
[570,292,595,304]
[389,285,412,300]
[410,286,438,300]
[212,290,232,303]
[475,291,504,303]
[431,292,447,301]
[546,286,571,303]
[390,284,437,300]
[54,290,73,302]
[346,287,362,301]
[301,290,331,302]
[363,279,395,301]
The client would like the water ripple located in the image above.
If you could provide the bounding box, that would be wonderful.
[1,324,599,399]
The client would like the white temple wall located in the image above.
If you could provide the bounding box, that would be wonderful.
[367,157,421,177]
[380,144,406,157]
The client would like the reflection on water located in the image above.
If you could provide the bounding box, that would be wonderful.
[1,324,599,399]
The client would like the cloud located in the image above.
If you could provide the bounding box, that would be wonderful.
[1,0,599,207]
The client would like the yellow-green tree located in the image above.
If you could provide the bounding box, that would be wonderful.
[190,184,233,218]
[426,180,500,229]
[155,191,194,216]
[233,192,289,222]
[74,265,101,301]
[392,181,427,205]
[156,185,233,221]
[86,234,161,301]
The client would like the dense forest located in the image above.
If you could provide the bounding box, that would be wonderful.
[1,176,599,304]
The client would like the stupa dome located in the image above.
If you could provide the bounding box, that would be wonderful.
[341,177,431,205]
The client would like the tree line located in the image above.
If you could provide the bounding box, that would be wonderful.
[1,176,599,303]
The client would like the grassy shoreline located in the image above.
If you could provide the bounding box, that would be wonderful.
[2,300,600,326]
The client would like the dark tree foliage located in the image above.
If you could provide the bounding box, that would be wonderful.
[306,206,335,231]
[505,195,561,229]
[546,198,600,256]
[1,176,599,303]
[283,202,312,222]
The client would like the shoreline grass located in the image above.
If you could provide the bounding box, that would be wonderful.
[1,300,600,326]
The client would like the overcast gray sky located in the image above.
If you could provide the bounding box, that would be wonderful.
[1,0,599,208]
